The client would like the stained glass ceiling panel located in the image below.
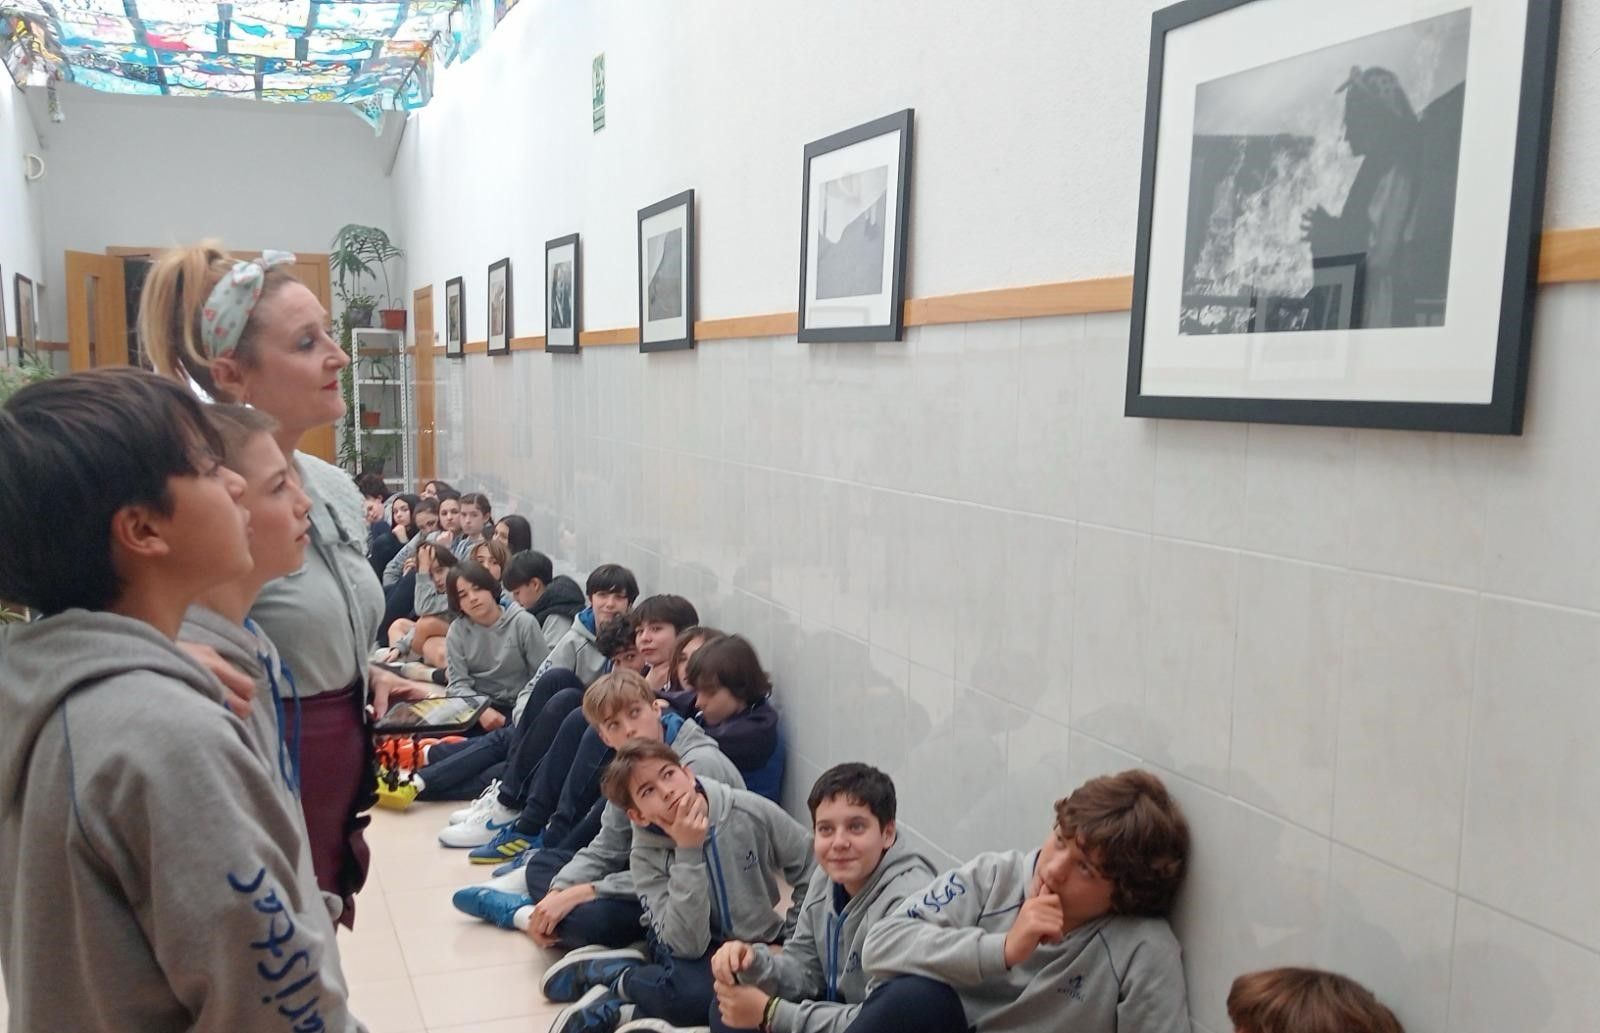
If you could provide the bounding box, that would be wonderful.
[0,0,502,118]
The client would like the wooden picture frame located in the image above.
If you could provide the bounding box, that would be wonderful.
[797,108,914,343]
[545,234,581,354]
[486,258,512,356]
[636,190,695,352]
[1125,0,1561,433]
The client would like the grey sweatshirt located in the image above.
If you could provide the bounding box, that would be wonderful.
[515,614,604,721]
[552,717,746,899]
[445,604,549,706]
[863,849,1190,1033]
[630,776,816,959]
[0,610,363,1033]
[743,839,936,1033]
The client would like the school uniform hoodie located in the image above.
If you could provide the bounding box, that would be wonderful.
[445,604,550,707]
[516,607,605,721]
[0,610,363,1033]
[743,838,936,1033]
[863,849,1190,1033]
[660,688,786,803]
[630,776,816,959]
[526,574,585,645]
[551,714,746,900]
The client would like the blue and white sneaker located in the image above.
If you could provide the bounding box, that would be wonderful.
[493,847,536,877]
[468,824,541,865]
[615,1020,707,1032]
[451,886,532,929]
[438,797,519,848]
[541,945,646,1003]
[547,985,635,1033]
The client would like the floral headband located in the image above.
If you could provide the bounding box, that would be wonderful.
[201,249,296,357]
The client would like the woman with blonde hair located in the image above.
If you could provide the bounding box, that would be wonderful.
[142,243,424,925]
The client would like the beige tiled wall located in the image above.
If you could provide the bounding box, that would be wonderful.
[434,286,1600,1033]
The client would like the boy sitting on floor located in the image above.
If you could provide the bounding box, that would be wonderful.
[542,740,816,1033]
[709,763,935,1033]
[450,668,744,946]
[850,769,1192,1033]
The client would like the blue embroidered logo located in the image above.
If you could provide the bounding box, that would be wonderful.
[743,849,758,871]
[229,867,329,1031]
[915,873,967,916]
[1058,974,1086,1002]
[845,950,862,974]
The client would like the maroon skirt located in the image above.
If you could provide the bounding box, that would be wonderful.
[281,683,374,928]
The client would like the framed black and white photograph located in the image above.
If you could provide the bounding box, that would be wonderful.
[14,273,36,361]
[797,108,914,343]
[444,276,465,358]
[545,233,580,354]
[486,258,512,356]
[1126,0,1561,433]
[636,190,694,352]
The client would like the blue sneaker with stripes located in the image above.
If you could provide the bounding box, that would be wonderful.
[541,945,645,1003]
[468,824,540,865]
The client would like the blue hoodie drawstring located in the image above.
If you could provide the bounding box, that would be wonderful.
[246,618,302,796]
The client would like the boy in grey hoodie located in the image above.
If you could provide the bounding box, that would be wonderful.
[710,763,935,1033]
[542,740,816,1033]
[442,559,550,714]
[0,370,364,1033]
[449,668,745,945]
[851,769,1192,1033]
[517,561,639,721]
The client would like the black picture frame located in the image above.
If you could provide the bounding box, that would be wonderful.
[1125,0,1561,434]
[444,276,465,359]
[486,258,512,356]
[13,273,36,361]
[636,189,695,352]
[797,108,914,343]
[545,233,581,354]
[0,262,8,364]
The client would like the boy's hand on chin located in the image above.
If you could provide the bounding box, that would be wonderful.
[1003,892,1066,969]
[667,793,711,849]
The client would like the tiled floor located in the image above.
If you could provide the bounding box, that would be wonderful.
[345,801,571,1032]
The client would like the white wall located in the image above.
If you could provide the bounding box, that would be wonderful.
[30,84,402,338]
[0,76,47,347]
[399,3,1600,1032]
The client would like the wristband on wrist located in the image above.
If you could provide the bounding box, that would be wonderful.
[760,994,780,1032]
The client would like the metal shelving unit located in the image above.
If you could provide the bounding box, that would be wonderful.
[351,328,412,491]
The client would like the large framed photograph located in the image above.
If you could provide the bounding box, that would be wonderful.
[545,233,581,354]
[444,276,465,358]
[636,190,694,352]
[1126,0,1561,433]
[486,258,512,356]
[798,108,914,343]
[14,273,36,360]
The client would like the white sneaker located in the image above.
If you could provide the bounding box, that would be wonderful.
[616,1020,708,1032]
[438,796,520,848]
[448,779,503,825]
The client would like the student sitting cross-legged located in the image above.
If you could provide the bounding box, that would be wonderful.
[450,668,744,944]
[1228,968,1404,1033]
[463,594,701,865]
[541,740,816,1033]
[709,763,935,1033]
[0,370,362,1032]
[849,769,1192,1033]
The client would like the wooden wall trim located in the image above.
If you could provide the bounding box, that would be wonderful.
[430,225,1600,354]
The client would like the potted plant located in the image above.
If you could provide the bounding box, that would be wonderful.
[359,403,381,429]
[0,352,56,405]
[330,224,406,331]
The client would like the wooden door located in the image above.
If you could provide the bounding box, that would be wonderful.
[64,250,128,371]
[412,284,437,486]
